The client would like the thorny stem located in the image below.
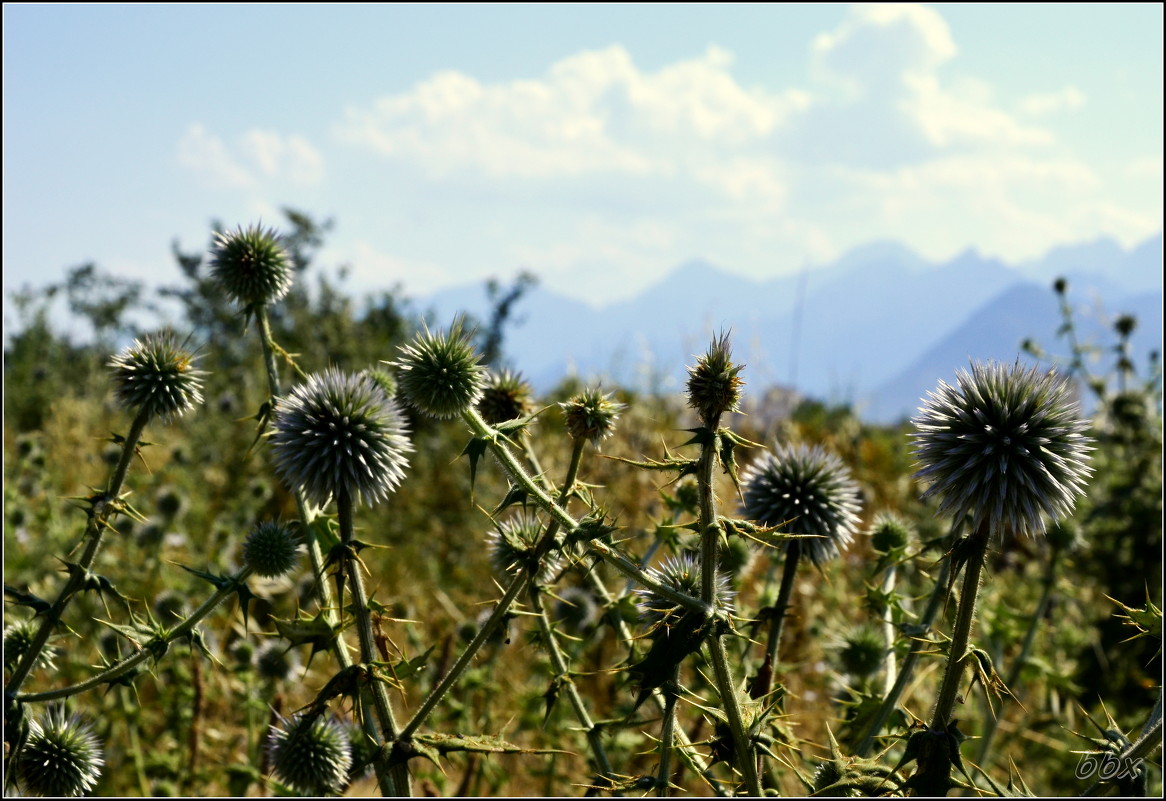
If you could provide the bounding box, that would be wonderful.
[1081,697,1163,796]
[856,520,961,758]
[336,488,407,796]
[695,416,763,797]
[6,406,152,697]
[759,540,802,700]
[656,665,681,797]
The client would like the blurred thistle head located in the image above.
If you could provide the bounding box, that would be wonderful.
[269,368,412,508]
[560,387,624,447]
[478,368,535,425]
[4,618,56,672]
[208,223,294,308]
[686,331,744,422]
[636,553,733,630]
[868,511,913,555]
[108,332,205,422]
[488,511,561,583]
[17,706,104,797]
[391,319,485,419]
[837,623,887,679]
[242,521,302,578]
[359,365,398,399]
[267,713,352,796]
[911,361,1093,539]
[740,443,863,566]
[256,640,300,683]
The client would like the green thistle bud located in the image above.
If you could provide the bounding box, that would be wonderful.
[560,388,624,447]
[269,368,413,508]
[478,368,535,425]
[912,361,1093,538]
[360,366,398,399]
[392,321,486,419]
[17,707,104,797]
[208,223,294,308]
[869,511,912,554]
[838,624,887,678]
[107,332,206,422]
[242,521,301,578]
[488,512,561,583]
[267,713,352,796]
[686,331,744,422]
[4,619,56,672]
[636,553,733,630]
[741,444,863,565]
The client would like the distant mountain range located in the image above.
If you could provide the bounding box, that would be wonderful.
[421,233,1163,423]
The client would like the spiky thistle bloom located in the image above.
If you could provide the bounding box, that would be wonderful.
[108,332,205,421]
[488,512,561,583]
[17,707,104,797]
[636,553,733,630]
[242,521,302,578]
[4,618,56,671]
[478,368,535,425]
[912,361,1093,538]
[560,388,624,447]
[740,444,863,566]
[686,331,745,422]
[208,223,294,308]
[391,320,485,419]
[267,713,352,796]
[269,368,412,507]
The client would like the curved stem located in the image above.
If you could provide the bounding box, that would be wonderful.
[6,407,151,696]
[758,541,801,700]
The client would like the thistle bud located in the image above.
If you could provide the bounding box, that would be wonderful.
[108,332,205,422]
[686,332,744,423]
[560,388,624,447]
[242,521,301,578]
[488,512,561,583]
[478,369,535,425]
[635,553,733,631]
[17,707,104,797]
[208,223,294,308]
[4,618,56,672]
[267,713,352,796]
[868,512,912,554]
[838,624,887,679]
[392,320,485,419]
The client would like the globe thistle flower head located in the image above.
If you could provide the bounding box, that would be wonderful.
[208,223,294,308]
[686,331,745,422]
[17,707,104,797]
[360,366,398,400]
[4,618,56,672]
[911,361,1093,539]
[635,553,733,630]
[108,332,206,422]
[869,511,913,555]
[256,641,300,683]
[269,368,412,508]
[560,388,624,447]
[267,713,352,796]
[740,443,863,566]
[488,512,561,583]
[242,521,302,578]
[392,320,485,419]
[837,624,887,679]
[478,368,535,425]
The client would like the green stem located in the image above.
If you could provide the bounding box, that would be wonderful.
[336,488,407,797]
[1081,700,1163,796]
[881,563,899,698]
[656,665,681,797]
[6,406,152,696]
[758,541,801,700]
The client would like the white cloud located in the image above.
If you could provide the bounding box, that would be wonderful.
[334,241,453,297]
[177,124,324,187]
[1017,86,1087,116]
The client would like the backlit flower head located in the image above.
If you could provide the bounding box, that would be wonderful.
[269,368,412,507]
[740,444,863,565]
[560,388,624,447]
[267,713,352,796]
[488,511,561,583]
[208,223,294,308]
[686,331,744,422]
[478,368,535,425]
[636,552,733,630]
[392,320,485,419]
[17,707,104,797]
[108,332,205,421]
[912,361,1093,538]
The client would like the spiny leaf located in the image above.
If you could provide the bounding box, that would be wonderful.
[492,483,530,516]
[4,584,51,616]
[460,436,489,500]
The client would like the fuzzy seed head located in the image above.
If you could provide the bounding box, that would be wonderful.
[636,553,733,630]
[4,619,56,672]
[912,361,1093,538]
[17,707,104,797]
[392,321,485,419]
[269,368,412,508]
[740,444,863,565]
[267,713,352,796]
[560,388,624,447]
[869,512,913,554]
[488,512,561,583]
[686,332,745,422]
[208,223,294,308]
[108,332,205,421]
[478,368,535,425]
[242,521,302,578]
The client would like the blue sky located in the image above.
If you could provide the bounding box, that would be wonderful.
[3,3,1162,334]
